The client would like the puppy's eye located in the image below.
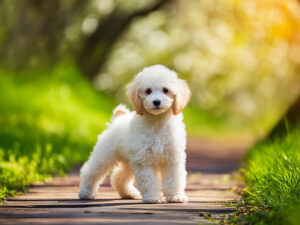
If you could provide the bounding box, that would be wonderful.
[145,88,152,95]
[163,88,168,94]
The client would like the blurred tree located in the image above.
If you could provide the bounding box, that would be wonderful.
[76,0,172,79]
[270,88,300,137]
[0,0,88,69]
[268,0,300,137]
[0,0,172,76]
[95,0,300,135]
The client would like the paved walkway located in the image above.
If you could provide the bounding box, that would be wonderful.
[0,139,250,225]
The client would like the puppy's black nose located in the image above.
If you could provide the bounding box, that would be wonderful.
[153,100,161,107]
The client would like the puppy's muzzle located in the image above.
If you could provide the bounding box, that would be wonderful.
[153,100,161,107]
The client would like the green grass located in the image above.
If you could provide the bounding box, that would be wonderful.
[0,63,115,200]
[232,126,300,225]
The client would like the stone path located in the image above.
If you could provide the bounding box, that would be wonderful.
[0,139,250,225]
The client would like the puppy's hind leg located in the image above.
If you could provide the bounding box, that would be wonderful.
[111,162,141,199]
[78,141,116,200]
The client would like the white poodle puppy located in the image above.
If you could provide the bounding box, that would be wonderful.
[78,65,191,203]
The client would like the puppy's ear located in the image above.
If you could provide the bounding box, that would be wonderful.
[172,79,191,115]
[126,81,144,115]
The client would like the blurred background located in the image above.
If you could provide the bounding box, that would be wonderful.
[1,0,300,138]
[1,0,300,197]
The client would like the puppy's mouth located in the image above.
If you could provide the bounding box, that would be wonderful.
[153,106,161,110]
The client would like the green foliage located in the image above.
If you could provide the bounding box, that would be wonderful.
[199,212,216,222]
[0,63,115,200]
[233,126,300,224]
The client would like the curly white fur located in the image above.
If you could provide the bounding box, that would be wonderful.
[78,65,191,204]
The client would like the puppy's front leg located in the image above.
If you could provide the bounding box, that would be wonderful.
[132,165,161,204]
[162,162,188,203]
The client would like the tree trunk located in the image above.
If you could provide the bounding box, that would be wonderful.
[76,0,171,80]
[0,0,88,69]
[269,94,300,137]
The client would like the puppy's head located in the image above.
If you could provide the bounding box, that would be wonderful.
[127,65,191,116]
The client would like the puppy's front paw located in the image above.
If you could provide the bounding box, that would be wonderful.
[166,194,188,203]
[142,196,162,204]
[78,189,97,200]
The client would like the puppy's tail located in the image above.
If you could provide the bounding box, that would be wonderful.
[112,104,130,120]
